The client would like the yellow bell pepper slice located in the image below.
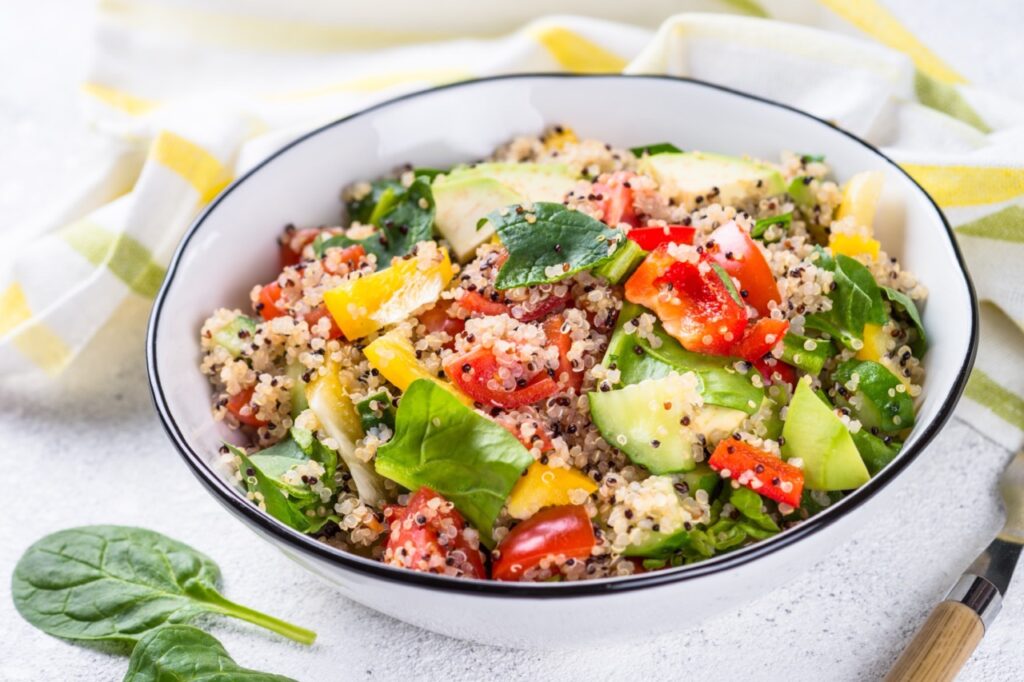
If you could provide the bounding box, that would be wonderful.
[506,462,597,520]
[856,323,888,362]
[835,170,884,233]
[363,328,471,405]
[305,360,386,506]
[324,247,454,340]
[829,232,881,261]
[544,126,578,150]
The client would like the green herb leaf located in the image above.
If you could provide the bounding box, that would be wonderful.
[374,379,533,545]
[851,429,902,475]
[319,176,435,263]
[805,251,886,348]
[751,212,792,241]
[235,448,338,534]
[124,625,297,681]
[12,526,315,645]
[630,142,682,157]
[800,153,826,164]
[356,390,396,432]
[780,332,834,375]
[882,286,928,356]
[710,263,744,306]
[728,486,780,533]
[481,202,624,290]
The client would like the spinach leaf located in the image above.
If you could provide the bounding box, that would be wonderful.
[751,212,792,241]
[780,332,834,375]
[235,449,338,534]
[805,251,886,348]
[851,429,902,475]
[356,390,396,432]
[12,526,315,645]
[728,486,780,533]
[480,202,624,290]
[374,379,533,545]
[124,625,296,682]
[630,142,682,156]
[605,303,764,413]
[319,176,435,263]
[882,286,928,356]
[711,263,744,306]
[237,428,337,505]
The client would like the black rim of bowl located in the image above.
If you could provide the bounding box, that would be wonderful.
[146,73,979,597]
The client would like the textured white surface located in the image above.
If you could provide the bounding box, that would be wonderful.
[1,2,1023,680]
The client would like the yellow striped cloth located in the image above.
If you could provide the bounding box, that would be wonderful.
[2,0,1022,447]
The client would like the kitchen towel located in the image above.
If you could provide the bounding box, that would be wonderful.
[1,0,1022,448]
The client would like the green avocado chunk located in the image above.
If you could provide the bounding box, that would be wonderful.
[590,373,747,475]
[638,151,785,210]
[832,359,915,433]
[432,176,523,262]
[781,378,870,491]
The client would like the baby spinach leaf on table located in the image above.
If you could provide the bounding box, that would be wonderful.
[318,176,435,263]
[805,251,886,348]
[882,286,928,356]
[479,202,624,290]
[629,142,682,156]
[12,526,316,645]
[374,379,533,546]
[124,625,296,682]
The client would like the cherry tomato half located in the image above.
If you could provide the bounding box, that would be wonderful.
[492,505,595,581]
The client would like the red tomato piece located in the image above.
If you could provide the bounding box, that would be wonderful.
[624,246,748,354]
[383,488,486,579]
[704,221,780,317]
[512,291,572,323]
[303,305,344,340]
[321,244,366,275]
[417,301,466,340]
[443,347,560,409]
[708,439,804,508]
[592,171,639,228]
[226,387,267,428]
[458,290,510,317]
[492,505,596,581]
[543,315,582,393]
[731,318,789,362]
[279,227,322,268]
[751,356,797,389]
[257,282,288,320]
[627,225,696,251]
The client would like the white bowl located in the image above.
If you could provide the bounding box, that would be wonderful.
[147,74,977,649]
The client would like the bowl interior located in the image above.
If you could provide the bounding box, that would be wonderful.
[150,75,975,586]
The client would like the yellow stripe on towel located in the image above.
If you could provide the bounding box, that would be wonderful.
[816,0,966,84]
[0,283,73,375]
[81,82,159,116]
[530,25,627,74]
[151,131,232,204]
[61,220,167,298]
[900,164,1024,208]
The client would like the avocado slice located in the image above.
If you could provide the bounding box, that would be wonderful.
[638,151,785,210]
[590,373,748,475]
[832,360,915,433]
[781,378,870,491]
[441,162,578,203]
[432,176,523,261]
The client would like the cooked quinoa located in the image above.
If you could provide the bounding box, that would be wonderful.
[200,127,927,582]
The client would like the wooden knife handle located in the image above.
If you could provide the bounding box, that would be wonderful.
[885,601,984,682]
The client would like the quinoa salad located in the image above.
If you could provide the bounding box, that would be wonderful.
[199,128,927,582]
